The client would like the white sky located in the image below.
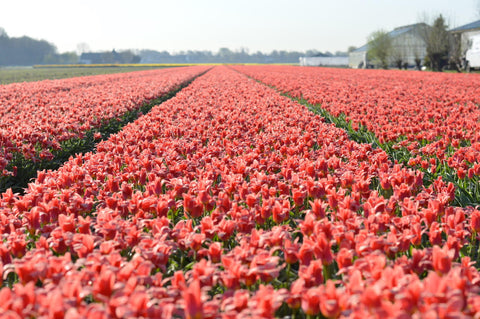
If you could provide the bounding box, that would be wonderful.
[1,0,478,54]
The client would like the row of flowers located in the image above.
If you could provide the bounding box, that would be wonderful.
[0,66,209,176]
[0,66,479,317]
[232,65,480,206]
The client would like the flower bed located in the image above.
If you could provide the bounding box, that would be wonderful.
[0,66,209,176]
[0,66,478,318]
[233,65,480,206]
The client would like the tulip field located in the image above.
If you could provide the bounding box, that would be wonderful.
[0,66,170,85]
[0,67,208,174]
[0,66,209,192]
[1,65,480,318]
[233,65,480,207]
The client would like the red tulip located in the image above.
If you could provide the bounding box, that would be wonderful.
[182,279,203,319]
[208,242,222,263]
[319,280,341,318]
[470,209,480,234]
[432,245,454,275]
[93,268,116,301]
[301,287,321,316]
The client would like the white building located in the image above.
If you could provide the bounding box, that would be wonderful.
[450,19,480,66]
[349,23,429,69]
[299,56,348,67]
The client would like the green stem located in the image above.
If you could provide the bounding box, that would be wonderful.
[323,263,332,281]
[286,263,291,285]
[473,232,479,262]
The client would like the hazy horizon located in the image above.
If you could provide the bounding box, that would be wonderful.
[1,0,478,54]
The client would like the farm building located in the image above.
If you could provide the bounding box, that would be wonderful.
[450,19,480,61]
[349,44,369,69]
[299,56,349,67]
[79,50,125,64]
[349,23,429,69]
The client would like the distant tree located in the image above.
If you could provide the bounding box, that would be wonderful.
[391,45,406,69]
[236,48,250,62]
[218,48,233,63]
[101,51,116,63]
[305,49,320,57]
[0,27,7,37]
[43,52,78,64]
[252,51,266,63]
[0,35,57,66]
[118,50,139,63]
[347,46,357,53]
[367,29,392,69]
[278,50,288,61]
[61,52,79,64]
[423,15,450,71]
[413,50,423,70]
[131,55,141,63]
[449,32,465,72]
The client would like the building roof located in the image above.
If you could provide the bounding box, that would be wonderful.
[389,24,417,37]
[352,23,428,52]
[353,44,368,53]
[450,20,480,33]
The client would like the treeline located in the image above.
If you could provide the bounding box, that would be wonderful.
[0,28,77,66]
[138,48,348,64]
[79,50,141,64]
[0,27,349,66]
